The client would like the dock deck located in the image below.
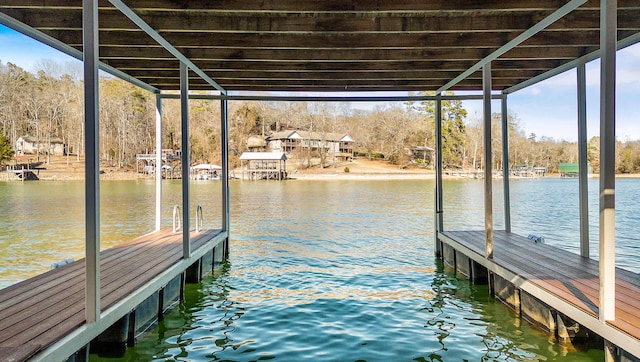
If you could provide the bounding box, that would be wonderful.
[0,228,225,361]
[439,230,640,357]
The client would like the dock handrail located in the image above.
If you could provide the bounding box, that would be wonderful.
[196,204,203,232]
[172,205,181,232]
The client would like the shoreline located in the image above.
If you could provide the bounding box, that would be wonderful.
[4,156,640,182]
[5,170,640,182]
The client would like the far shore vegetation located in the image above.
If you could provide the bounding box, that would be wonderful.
[2,60,640,174]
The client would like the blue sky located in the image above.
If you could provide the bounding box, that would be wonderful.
[1,24,639,142]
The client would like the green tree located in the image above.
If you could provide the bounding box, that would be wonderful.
[409,91,467,167]
[0,133,13,166]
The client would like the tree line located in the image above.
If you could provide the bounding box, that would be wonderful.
[1,60,639,174]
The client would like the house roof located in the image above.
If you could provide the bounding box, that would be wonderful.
[267,131,299,141]
[239,152,287,161]
[268,130,353,142]
[1,1,638,93]
[409,146,435,151]
[558,163,591,172]
[19,136,64,144]
[296,131,353,142]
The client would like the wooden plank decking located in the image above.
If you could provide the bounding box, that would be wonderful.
[0,228,223,362]
[440,230,640,354]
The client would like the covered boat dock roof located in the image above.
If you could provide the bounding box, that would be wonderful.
[0,1,639,93]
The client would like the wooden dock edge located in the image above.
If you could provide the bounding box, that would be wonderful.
[30,230,229,362]
[437,231,640,361]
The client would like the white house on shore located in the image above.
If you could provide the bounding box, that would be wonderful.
[15,135,66,156]
[266,130,354,160]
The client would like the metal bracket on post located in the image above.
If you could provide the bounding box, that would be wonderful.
[195,204,203,232]
[172,205,181,233]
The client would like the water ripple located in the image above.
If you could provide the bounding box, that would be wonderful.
[117,180,605,361]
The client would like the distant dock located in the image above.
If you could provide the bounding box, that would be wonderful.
[0,228,228,361]
[5,168,39,181]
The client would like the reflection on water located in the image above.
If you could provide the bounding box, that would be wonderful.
[0,180,222,288]
[1,179,632,360]
[87,179,616,360]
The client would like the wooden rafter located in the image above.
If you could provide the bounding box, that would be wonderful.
[1,0,639,92]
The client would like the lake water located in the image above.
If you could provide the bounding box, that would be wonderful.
[1,178,638,360]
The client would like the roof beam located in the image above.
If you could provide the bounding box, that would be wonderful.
[504,32,640,94]
[3,8,623,33]
[3,0,640,11]
[107,0,226,94]
[130,69,541,80]
[160,93,505,102]
[41,0,629,12]
[39,29,626,49]
[95,45,586,62]
[0,12,158,93]
[105,59,566,72]
[437,0,587,93]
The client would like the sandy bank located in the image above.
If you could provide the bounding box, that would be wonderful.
[289,172,435,181]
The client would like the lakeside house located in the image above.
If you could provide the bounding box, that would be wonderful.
[15,135,66,156]
[265,130,354,161]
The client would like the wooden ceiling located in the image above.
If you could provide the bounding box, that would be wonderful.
[1,0,639,92]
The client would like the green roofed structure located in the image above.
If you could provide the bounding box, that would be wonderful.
[559,163,593,178]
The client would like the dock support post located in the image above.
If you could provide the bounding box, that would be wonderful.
[501,94,511,233]
[483,63,494,259]
[434,96,444,256]
[221,98,230,259]
[180,61,191,258]
[83,0,100,323]
[599,0,616,324]
[577,59,589,258]
[155,94,162,231]
[221,99,230,233]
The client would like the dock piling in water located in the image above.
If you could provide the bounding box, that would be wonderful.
[438,230,640,359]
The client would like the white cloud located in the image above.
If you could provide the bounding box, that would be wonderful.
[621,42,640,58]
[617,69,640,85]
[528,87,542,95]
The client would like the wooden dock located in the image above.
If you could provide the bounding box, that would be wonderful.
[0,228,226,361]
[438,230,640,358]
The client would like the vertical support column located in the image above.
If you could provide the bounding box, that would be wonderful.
[83,0,100,323]
[221,98,230,259]
[577,59,589,258]
[434,95,444,255]
[483,63,493,259]
[220,99,230,233]
[155,94,163,231]
[180,62,190,258]
[599,0,616,323]
[501,95,511,233]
